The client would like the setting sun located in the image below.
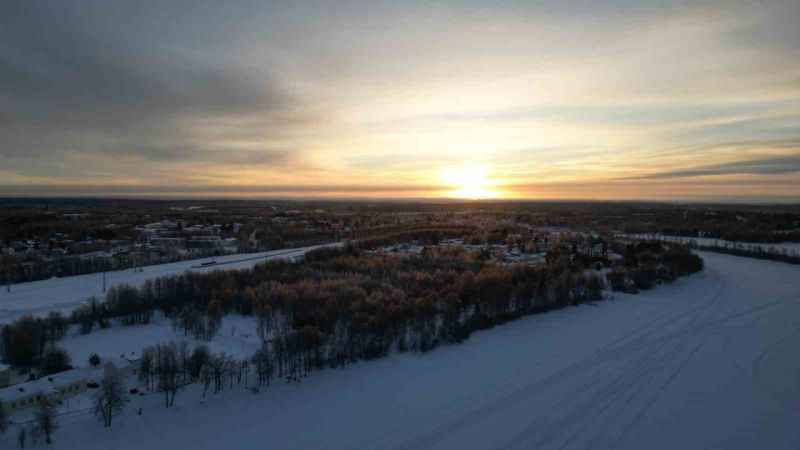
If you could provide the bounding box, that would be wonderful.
[440,164,497,199]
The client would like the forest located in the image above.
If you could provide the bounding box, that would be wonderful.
[1,236,703,384]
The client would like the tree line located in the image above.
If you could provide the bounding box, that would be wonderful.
[2,238,703,376]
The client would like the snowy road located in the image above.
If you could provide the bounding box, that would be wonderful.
[0,243,338,325]
[12,251,800,450]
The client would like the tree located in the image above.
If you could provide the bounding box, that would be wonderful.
[89,353,101,368]
[156,344,180,408]
[1,254,15,293]
[0,401,7,434]
[186,345,210,381]
[1,316,44,368]
[40,347,71,375]
[252,345,274,387]
[35,399,57,444]
[17,427,26,449]
[138,347,154,391]
[94,362,127,428]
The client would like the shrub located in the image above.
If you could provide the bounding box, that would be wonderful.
[40,348,72,375]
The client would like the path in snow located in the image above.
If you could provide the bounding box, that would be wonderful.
[8,251,800,450]
[0,243,337,325]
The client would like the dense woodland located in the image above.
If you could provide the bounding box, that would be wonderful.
[1,236,702,381]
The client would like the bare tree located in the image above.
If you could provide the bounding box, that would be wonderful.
[95,362,128,428]
[138,347,154,391]
[17,427,26,449]
[187,345,210,382]
[1,254,16,293]
[156,343,180,408]
[0,401,7,434]
[35,399,57,444]
[253,345,274,388]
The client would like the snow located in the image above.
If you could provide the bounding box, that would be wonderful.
[3,251,800,449]
[0,367,94,403]
[60,314,262,365]
[0,243,338,325]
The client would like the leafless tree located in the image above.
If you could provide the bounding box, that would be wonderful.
[95,362,128,428]
[156,343,180,408]
[0,401,8,434]
[252,345,274,387]
[139,347,155,391]
[35,399,57,444]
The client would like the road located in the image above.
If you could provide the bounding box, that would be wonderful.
[0,243,338,324]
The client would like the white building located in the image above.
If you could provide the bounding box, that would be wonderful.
[0,367,91,412]
[0,357,135,413]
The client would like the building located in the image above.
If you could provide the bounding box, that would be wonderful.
[0,367,91,412]
[0,357,135,413]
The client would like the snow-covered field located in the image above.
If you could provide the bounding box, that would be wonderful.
[4,251,799,449]
[60,314,261,364]
[0,243,337,325]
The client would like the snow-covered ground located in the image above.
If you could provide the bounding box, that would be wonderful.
[0,243,338,325]
[3,250,798,449]
[60,314,261,365]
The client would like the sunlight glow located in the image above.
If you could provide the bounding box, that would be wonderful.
[440,164,497,199]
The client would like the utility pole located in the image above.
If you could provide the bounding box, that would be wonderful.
[102,270,107,293]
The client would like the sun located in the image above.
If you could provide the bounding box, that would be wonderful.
[440,164,497,199]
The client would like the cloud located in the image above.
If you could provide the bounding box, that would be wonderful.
[0,183,446,198]
[0,0,311,177]
[633,155,800,179]
[1,0,799,200]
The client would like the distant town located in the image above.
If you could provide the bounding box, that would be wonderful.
[2,200,799,287]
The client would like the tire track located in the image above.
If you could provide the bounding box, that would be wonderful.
[386,270,727,450]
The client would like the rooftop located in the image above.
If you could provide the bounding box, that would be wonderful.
[0,357,133,402]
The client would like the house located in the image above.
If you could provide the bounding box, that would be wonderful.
[0,355,137,413]
[0,367,92,412]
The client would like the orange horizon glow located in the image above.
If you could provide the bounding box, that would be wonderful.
[1,1,798,202]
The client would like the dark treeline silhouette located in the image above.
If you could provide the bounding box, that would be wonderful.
[631,234,800,265]
[0,312,69,369]
[608,241,704,293]
[687,242,800,265]
[653,229,800,244]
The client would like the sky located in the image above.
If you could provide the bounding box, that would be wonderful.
[1,0,799,202]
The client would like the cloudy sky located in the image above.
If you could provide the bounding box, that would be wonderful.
[2,0,799,201]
